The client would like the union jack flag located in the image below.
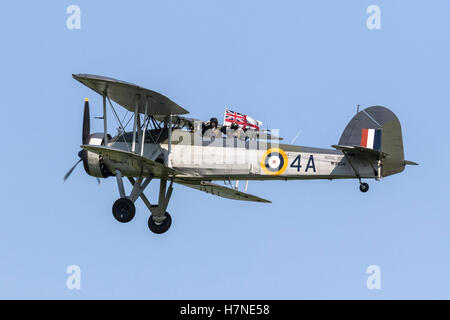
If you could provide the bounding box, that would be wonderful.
[223,108,262,130]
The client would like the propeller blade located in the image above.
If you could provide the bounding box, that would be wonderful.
[96,178,101,185]
[82,98,90,144]
[63,159,82,181]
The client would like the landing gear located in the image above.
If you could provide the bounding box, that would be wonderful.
[112,170,152,224]
[148,211,172,234]
[341,151,372,194]
[112,198,135,223]
[359,182,369,193]
[144,180,174,234]
[119,174,174,234]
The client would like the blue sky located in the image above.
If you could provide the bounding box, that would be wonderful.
[0,0,448,299]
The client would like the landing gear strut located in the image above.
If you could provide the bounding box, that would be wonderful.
[127,176,174,234]
[342,151,372,194]
[146,179,173,234]
[112,170,152,224]
[112,168,174,233]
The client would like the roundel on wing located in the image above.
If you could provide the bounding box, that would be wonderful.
[260,148,288,175]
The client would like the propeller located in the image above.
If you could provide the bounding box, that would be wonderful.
[82,98,90,145]
[63,99,90,181]
[63,151,83,181]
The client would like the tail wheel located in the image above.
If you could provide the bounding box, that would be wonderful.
[112,198,135,223]
[148,212,172,234]
[359,183,369,193]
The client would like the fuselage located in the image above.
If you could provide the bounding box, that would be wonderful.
[97,129,377,181]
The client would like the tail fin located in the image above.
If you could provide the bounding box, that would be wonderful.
[339,106,406,177]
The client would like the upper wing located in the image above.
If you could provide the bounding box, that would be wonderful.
[73,74,188,116]
[81,145,189,179]
[175,180,271,203]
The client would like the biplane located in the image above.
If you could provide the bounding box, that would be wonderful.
[65,74,417,234]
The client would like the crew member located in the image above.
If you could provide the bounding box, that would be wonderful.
[202,117,222,138]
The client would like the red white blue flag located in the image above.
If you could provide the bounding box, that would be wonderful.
[360,128,382,150]
[223,108,262,130]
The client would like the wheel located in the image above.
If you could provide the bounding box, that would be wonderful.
[112,198,135,223]
[148,212,172,234]
[359,182,369,193]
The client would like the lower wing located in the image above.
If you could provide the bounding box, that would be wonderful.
[175,180,271,203]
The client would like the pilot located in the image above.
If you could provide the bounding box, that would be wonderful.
[202,117,222,138]
[210,117,219,130]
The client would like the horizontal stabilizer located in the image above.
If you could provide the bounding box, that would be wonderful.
[403,160,419,166]
[175,180,271,203]
[331,144,388,159]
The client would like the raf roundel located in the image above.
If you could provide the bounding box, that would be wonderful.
[261,148,288,175]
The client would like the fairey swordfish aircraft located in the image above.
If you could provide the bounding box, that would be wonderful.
[65,74,417,234]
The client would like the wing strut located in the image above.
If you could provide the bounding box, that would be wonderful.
[140,99,148,156]
[102,94,108,145]
[131,97,139,153]
[167,115,172,167]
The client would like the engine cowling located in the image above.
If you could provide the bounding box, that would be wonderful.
[82,133,113,178]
